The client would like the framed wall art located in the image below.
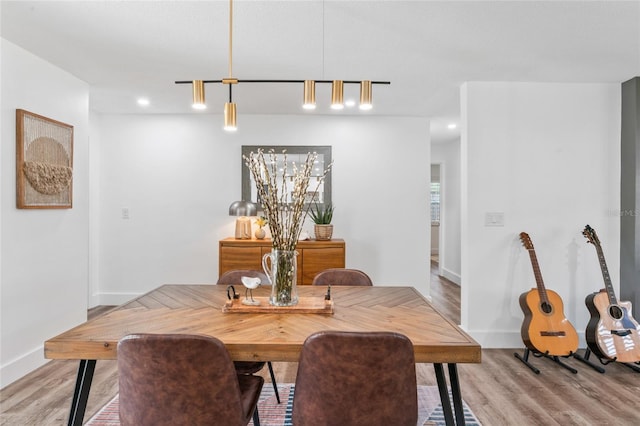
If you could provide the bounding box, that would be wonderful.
[16,109,74,209]
[241,145,332,211]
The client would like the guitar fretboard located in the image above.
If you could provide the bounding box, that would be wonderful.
[594,243,618,306]
[527,248,550,305]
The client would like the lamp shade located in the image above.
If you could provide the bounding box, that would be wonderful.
[229,200,257,216]
[331,80,344,110]
[192,80,206,109]
[303,80,316,110]
[224,102,237,131]
[359,80,372,110]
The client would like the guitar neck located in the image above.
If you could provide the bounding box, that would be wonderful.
[594,243,618,305]
[527,249,549,304]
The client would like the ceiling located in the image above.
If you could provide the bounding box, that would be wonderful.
[2,1,639,143]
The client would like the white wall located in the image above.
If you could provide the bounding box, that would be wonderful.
[0,39,90,387]
[92,114,431,304]
[432,140,461,285]
[461,82,621,348]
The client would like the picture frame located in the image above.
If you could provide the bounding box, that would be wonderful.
[241,145,332,211]
[16,109,74,209]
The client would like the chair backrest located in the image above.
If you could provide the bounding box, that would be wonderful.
[217,269,270,285]
[311,268,373,286]
[292,331,417,426]
[118,334,251,426]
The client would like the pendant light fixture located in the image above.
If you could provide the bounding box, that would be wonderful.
[359,80,373,110]
[176,0,390,130]
[330,80,344,110]
[192,80,206,110]
[224,102,237,131]
[303,80,316,110]
[224,0,237,131]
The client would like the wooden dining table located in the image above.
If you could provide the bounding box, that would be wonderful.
[45,284,481,426]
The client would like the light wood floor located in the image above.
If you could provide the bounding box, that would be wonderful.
[2,262,639,425]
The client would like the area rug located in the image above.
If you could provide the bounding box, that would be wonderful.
[86,384,481,426]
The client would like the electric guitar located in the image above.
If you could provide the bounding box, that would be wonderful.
[583,224,640,362]
[518,232,579,356]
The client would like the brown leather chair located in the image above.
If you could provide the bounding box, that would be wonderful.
[292,331,417,426]
[311,268,373,286]
[217,270,280,403]
[118,333,263,426]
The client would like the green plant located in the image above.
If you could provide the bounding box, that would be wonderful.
[310,203,334,224]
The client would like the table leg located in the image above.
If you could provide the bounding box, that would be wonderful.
[68,359,96,426]
[433,363,455,426]
[266,361,281,404]
[448,363,465,426]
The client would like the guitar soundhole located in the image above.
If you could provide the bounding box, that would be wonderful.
[609,305,623,320]
[540,302,553,314]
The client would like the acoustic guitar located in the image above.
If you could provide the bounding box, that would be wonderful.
[583,225,640,362]
[518,232,579,356]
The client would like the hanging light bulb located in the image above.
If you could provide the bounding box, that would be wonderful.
[192,80,206,109]
[331,80,344,110]
[303,80,316,110]
[359,80,372,110]
[224,102,237,131]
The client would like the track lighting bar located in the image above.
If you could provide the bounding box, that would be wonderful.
[175,80,390,85]
[176,79,390,131]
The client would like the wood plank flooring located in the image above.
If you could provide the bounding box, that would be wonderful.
[1,263,639,425]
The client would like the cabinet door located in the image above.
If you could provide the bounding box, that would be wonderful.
[301,247,346,285]
[219,246,263,275]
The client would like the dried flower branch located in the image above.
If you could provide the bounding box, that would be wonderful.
[243,149,332,251]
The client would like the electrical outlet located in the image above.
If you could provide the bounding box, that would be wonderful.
[122,208,130,220]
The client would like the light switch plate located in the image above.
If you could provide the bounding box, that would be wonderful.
[485,212,504,227]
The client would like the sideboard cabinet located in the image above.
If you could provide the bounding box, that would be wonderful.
[219,238,345,285]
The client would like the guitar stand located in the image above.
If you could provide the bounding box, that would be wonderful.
[572,348,606,373]
[621,361,640,373]
[573,348,640,373]
[514,348,577,374]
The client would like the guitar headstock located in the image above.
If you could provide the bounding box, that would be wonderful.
[583,224,600,245]
[519,232,534,250]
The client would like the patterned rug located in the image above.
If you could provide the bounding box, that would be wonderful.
[86,384,481,426]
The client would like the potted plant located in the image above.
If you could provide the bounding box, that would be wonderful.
[310,202,334,240]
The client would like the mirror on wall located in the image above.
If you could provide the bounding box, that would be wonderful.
[241,145,332,211]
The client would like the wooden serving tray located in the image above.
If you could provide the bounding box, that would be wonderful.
[222,296,334,314]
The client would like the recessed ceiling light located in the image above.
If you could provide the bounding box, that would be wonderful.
[447,123,457,129]
[137,98,150,106]
[345,99,356,108]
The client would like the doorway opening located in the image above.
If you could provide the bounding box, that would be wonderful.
[430,164,441,264]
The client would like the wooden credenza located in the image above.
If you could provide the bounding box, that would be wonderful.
[219,238,345,285]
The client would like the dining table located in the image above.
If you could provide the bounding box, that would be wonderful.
[45,284,481,426]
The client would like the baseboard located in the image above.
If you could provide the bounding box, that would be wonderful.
[0,345,47,388]
[88,292,101,309]
[96,292,141,306]
[467,329,587,348]
[441,267,461,285]
[465,330,522,348]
